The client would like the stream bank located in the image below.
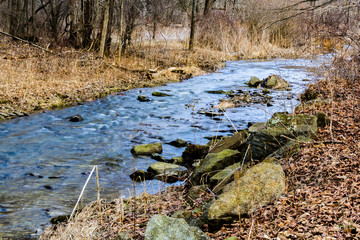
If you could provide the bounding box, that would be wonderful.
[0,57,327,239]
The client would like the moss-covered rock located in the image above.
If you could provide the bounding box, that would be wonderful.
[207,158,285,223]
[188,185,208,200]
[182,144,209,168]
[300,87,319,102]
[206,90,234,95]
[245,76,261,87]
[148,162,187,183]
[168,139,188,148]
[191,149,242,185]
[171,157,184,165]
[138,95,151,102]
[131,142,162,156]
[152,91,171,97]
[260,74,290,90]
[145,215,210,240]
[247,113,317,161]
[210,131,248,153]
[210,162,250,193]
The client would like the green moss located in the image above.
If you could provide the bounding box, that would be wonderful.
[131,142,163,156]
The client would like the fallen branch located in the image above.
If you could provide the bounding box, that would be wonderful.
[0,31,53,54]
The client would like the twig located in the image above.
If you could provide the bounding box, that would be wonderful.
[70,165,97,219]
[0,31,53,54]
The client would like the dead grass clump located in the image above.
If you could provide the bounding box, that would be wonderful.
[40,186,190,240]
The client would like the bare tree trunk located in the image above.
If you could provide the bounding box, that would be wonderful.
[204,0,216,16]
[99,0,109,57]
[31,0,35,36]
[189,0,197,50]
[118,0,124,61]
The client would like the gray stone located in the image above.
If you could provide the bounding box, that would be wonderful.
[182,144,209,167]
[168,139,188,148]
[145,215,210,240]
[208,158,285,223]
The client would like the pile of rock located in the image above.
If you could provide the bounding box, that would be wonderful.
[130,111,326,238]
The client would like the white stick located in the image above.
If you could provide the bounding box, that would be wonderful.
[70,166,97,219]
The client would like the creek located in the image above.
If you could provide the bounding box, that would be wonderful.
[0,57,328,239]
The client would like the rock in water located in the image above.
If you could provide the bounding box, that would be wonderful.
[207,158,285,223]
[145,215,210,240]
[138,95,151,102]
[66,114,83,122]
[168,139,188,148]
[152,91,171,97]
[245,76,261,87]
[260,74,290,90]
[130,170,153,182]
[131,142,163,156]
[147,162,187,183]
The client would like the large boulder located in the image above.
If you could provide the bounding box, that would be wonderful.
[145,215,210,240]
[131,142,162,156]
[210,131,248,153]
[191,149,242,185]
[147,162,187,183]
[260,74,290,90]
[207,158,285,223]
[247,113,317,161]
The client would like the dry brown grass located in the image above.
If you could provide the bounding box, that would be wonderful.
[40,186,193,240]
[0,31,305,121]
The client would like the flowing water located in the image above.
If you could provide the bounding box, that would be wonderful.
[0,57,328,238]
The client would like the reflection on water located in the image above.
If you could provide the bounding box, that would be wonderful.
[0,57,327,238]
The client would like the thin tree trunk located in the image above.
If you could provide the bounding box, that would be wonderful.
[99,0,109,57]
[189,0,197,50]
[118,0,124,61]
[32,0,35,36]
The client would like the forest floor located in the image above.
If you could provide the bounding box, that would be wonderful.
[41,70,360,240]
[0,37,303,121]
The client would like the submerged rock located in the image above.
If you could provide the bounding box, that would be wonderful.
[152,91,171,97]
[208,158,285,223]
[66,114,83,122]
[191,149,242,185]
[145,215,210,240]
[131,142,163,156]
